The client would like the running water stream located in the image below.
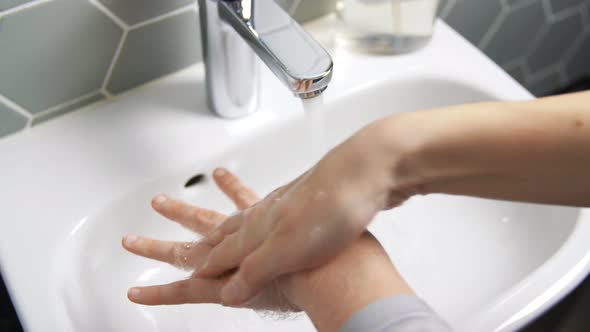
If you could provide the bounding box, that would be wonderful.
[300,95,327,163]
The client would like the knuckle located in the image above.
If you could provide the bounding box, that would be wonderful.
[238,258,259,285]
[219,218,237,234]
[207,248,226,269]
[235,189,247,201]
[235,229,257,252]
[230,183,243,196]
[173,282,190,302]
[167,200,183,217]
[195,208,210,220]
[203,209,216,219]
[228,232,243,249]
[206,230,222,245]
[221,224,234,235]
[186,207,200,220]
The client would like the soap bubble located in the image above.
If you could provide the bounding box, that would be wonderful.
[172,238,202,271]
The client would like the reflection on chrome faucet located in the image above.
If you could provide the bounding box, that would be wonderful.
[198,0,333,118]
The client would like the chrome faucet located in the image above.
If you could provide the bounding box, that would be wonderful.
[198,0,333,118]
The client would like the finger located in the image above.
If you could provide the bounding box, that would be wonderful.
[152,194,226,233]
[205,213,243,247]
[196,230,261,278]
[212,168,259,209]
[221,239,285,306]
[122,234,211,270]
[212,169,304,236]
[128,278,223,305]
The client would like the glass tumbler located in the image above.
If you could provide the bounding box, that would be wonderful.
[335,0,440,54]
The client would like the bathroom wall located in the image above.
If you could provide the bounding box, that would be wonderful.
[0,0,589,139]
[441,0,590,96]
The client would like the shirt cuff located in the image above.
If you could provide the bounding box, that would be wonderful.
[339,294,453,332]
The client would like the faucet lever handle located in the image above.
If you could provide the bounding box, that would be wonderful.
[219,0,333,98]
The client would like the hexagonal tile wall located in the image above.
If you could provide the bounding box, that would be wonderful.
[0,0,589,139]
[444,0,590,96]
[444,0,503,45]
[0,0,123,114]
[566,31,590,81]
[97,0,196,26]
[0,0,34,11]
[483,1,546,65]
[0,100,28,138]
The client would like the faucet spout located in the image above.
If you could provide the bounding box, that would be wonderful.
[198,0,333,117]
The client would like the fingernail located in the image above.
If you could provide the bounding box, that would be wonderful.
[222,277,246,305]
[153,194,167,205]
[124,234,139,245]
[128,287,141,299]
[214,168,226,177]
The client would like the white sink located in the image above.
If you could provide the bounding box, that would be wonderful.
[1,17,589,332]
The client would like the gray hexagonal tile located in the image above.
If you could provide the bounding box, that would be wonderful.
[292,0,336,22]
[274,0,292,11]
[527,70,562,96]
[0,0,34,11]
[527,13,584,72]
[505,63,527,84]
[98,0,196,26]
[566,33,590,81]
[444,0,503,45]
[439,0,458,19]
[484,0,546,65]
[503,0,539,8]
[107,10,201,94]
[32,91,105,126]
[0,0,123,114]
[0,100,27,138]
[549,0,587,14]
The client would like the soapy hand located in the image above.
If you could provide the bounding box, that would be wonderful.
[123,167,411,327]
[196,124,415,306]
[122,168,297,311]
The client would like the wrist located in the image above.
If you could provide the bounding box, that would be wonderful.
[350,114,434,206]
[279,234,414,332]
[373,101,516,188]
[396,101,518,187]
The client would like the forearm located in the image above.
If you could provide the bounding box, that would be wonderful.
[282,233,414,332]
[384,91,590,206]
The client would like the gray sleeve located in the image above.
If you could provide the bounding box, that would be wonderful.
[339,295,453,332]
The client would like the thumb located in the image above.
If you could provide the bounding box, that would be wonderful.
[220,240,284,306]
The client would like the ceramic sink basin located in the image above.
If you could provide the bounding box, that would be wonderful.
[1,17,589,332]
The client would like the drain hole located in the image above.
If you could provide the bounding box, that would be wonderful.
[185,174,205,188]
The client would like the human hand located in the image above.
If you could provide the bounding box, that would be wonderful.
[123,168,413,331]
[122,168,297,312]
[196,122,419,306]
